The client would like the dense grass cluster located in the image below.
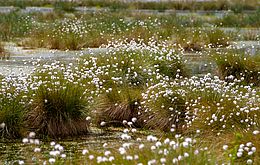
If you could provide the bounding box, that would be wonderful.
[0,10,259,50]
[0,1,259,164]
[214,51,260,86]
[0,38,260,164]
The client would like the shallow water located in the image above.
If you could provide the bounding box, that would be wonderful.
[0,129,142,164]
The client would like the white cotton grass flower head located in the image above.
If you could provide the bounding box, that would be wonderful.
[109,156,115,162]
[155,141,162,147]
[131,128,137,133]
[132,117,137,123]
[29,132,36,138]
[50,150,60,156]
[0,123,5,129]
[123,129,129,133]
[34,147,41,152]
[223,145,228,150]
[86,116,91,121]
[147,135,157,142]
[247,159,253,164]
[34,139,40,145]
[122,143,131,148]
[121,133,131,140]
[103,143,108,147]
[184,152,189,157]
[139,144,145,149]
[61,154,66,158]
[82,149,89,155]
[172,158,178,164]
[49,158,55,164]
[22,138,29,144]
[148,159,156,165]
[160,158,166,163]
[100,121,106,126]
[253,130,259,135]
[89,155,95,160]
[119,147,126,155]
[126,155,133,160]
[18,160,24,165]
[237,152,243,158]
[104,150,111,156]
[164,138,170,144]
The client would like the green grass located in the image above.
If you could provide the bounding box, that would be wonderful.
[0,78,27,139]
[206,28,232,48]
[213,51,260,86]
[216,10,260,28]
[0,10,256,50]
[172,27,232,51]
[140,83,187,132]
[26,64,91,139]
[0,12,33,41]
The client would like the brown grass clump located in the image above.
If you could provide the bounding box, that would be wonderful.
[214,51,260,86]
[27,84,90,139]
[140,84,187,132]
[95,87,142,128]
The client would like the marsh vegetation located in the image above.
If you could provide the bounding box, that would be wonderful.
[0,0,259,164]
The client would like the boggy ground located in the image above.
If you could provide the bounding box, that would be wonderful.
[0,2,260,165]
[0,40,259,164]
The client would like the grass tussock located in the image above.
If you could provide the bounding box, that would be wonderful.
[173,28,232,52]
[214,51,260,86]
[0,78,27,139]
[182,75,260,135]
[82,41,188,128]
[95,87,142,127]
[26,65,91,139]
[0,12,33,41]
[0,96,26,139]
[140,83,187,132]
